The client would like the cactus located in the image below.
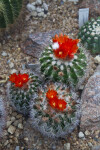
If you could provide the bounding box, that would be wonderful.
[0,97,6,137]
[40,34,87,86]
[7,72,40,116]
[30,82,81,138]
[78,17,100,54]
[0,0,23,28]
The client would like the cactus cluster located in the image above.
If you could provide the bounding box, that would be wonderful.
[0,97,6,137]
[30,82,81,138]
[0,0,23,28]
[7,72,40,115]
[7,33,85,138]
[78,17,100,54]
[40,34,87,86]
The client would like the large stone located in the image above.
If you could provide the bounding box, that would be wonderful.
[21,30,61,59]
[81,65,100,130]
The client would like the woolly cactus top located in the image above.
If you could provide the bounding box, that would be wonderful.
[78,17,100,54]
[30,82,81,138]
[40,33,87,86]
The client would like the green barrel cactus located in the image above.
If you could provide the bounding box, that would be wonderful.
[7,72,40,116]
[40,34,87,86]
[30,82,81,138]
[0,0,23,28]
[0,97,6,137]
[78,17,100,54]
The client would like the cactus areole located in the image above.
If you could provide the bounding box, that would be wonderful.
[40,33,87,86]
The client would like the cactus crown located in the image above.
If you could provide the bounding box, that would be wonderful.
[78,17,100,54]
[0,0,23,28]
[40,33,87,86]
[8,72,40,115]
[30,82,81,138]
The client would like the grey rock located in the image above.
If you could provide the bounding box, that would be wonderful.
[92,145,100,150]
[85,130,90,136]
[9,62,14,68]
[18,123,23,129]
[88,142,93,147]
[31,11,38,17]
[7,121,12,127]
[26,63,40,70]
[81,65,100,130]
[8,125,16,134]
[94,55,100,64]
[15,146,20,150]
[36,0,42,5]
[36,7,42,13]
[27,4,36,12]
[64,143,70,150]
[10,69,17,74]
[21,30,61,59]
[32,2,36,6]
[78,132,85,138]
[43,2,48,11]
[38,12,44,17]
[22,64,26,70]
[2,51,7,56]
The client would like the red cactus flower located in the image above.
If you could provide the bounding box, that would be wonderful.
[9,73,30,88]
[46,89,58,100]
[52,33,80,60]
[49,98,58,109]
[21,74,30,83]
[14,79,23,88]
[9,73,18,83]
[57,99,67,111]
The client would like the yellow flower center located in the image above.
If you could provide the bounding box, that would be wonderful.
[51,95,54,98]
[53,102,56,106]
[59,51,62,55]
[59,104,62,108]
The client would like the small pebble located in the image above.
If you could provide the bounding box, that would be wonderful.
[2,52,7,56]
[78,132,85,138]
[64,143,70,150]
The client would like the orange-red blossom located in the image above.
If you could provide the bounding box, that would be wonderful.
[46,89,67,111]
[9,73,30,88]
[52,33,80,59]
